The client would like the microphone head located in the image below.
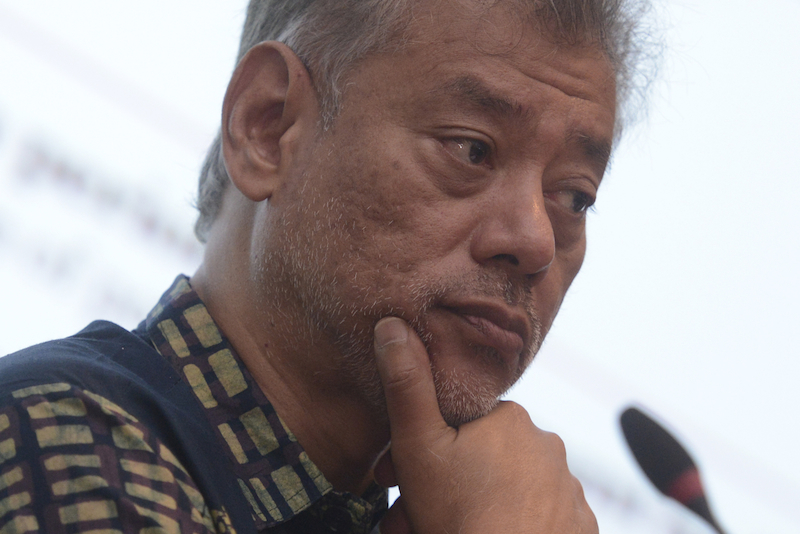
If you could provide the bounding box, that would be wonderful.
[620,406,724,533]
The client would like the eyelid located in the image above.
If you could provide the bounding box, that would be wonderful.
[545,177,599,216]
[435,125,495,147]
[555,174,600,196]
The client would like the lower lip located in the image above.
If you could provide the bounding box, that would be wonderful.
[456,312,524,359]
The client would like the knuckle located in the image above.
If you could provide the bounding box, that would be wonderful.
[577,498,599,533]
[496,400,533,424]
[566,475,597,533]
[382,364,421,392]
[543,430,567,456]
[571,474,589,501]
[505,400,529,417]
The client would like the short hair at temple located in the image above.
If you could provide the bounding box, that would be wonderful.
[194,0,660,243]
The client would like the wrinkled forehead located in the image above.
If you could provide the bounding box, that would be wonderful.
[392,1,615,94]
[329,0,617,155]
[394,1,615,93]
[403,0,608,48]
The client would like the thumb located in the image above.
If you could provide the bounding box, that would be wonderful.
[374,317,449,442]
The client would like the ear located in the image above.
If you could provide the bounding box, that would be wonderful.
[221,41,318,202]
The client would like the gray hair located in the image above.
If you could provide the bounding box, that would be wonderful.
[194,0,660,242]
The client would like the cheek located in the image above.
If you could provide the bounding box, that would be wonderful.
[304,122,481,282]
[335,160,471,263]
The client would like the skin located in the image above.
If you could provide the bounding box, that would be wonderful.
[192,1,614,531]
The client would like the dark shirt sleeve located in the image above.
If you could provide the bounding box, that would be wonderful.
[0,381,234,534]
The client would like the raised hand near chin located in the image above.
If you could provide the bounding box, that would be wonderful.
[372,317,598,534]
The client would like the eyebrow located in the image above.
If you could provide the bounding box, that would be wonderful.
[436,75,613,171]
[437,76,531,123]
[570,130,613,172]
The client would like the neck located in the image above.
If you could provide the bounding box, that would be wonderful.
[192,219,389,495]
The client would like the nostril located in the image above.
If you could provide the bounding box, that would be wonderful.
[492,253,519,266]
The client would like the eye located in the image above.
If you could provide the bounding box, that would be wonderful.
[445,138,491,165]
[548,189,596,216]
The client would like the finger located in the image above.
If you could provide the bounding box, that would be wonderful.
[377,496,412,534]
[373,317,448,442]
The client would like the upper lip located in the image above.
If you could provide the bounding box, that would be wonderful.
[441,299,531,352]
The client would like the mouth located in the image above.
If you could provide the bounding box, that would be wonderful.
[440,301,529,364]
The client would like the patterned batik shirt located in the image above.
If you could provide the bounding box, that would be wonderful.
[0,275,387,533]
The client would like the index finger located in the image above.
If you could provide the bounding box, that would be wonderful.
[373,317,449,442]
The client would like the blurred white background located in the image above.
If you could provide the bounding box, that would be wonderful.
[1,1,798,532]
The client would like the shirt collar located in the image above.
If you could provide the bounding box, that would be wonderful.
[145,275,386,531]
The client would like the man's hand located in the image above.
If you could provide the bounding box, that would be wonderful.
[372,317,598,534]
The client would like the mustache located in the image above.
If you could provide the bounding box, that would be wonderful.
[403,268,542,348]
[407,268,536,314]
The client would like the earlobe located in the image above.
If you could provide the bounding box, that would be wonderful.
[221,41,317,202]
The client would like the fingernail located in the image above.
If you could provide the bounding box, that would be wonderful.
[374,317,408,350]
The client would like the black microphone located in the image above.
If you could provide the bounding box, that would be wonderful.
[620,406,727,533]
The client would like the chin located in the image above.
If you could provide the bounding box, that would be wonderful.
[433,374,502,427]
[430,350,515,427]
[343,342,510,429]
[421,330,533,427]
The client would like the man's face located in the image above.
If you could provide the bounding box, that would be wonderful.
[260,2,616,426]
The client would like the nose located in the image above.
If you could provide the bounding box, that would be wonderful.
[470,187,555,278]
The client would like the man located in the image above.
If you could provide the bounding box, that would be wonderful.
[0,0,654,532]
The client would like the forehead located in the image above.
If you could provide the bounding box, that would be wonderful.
[399,0,615,95]
[341,0,617,157]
